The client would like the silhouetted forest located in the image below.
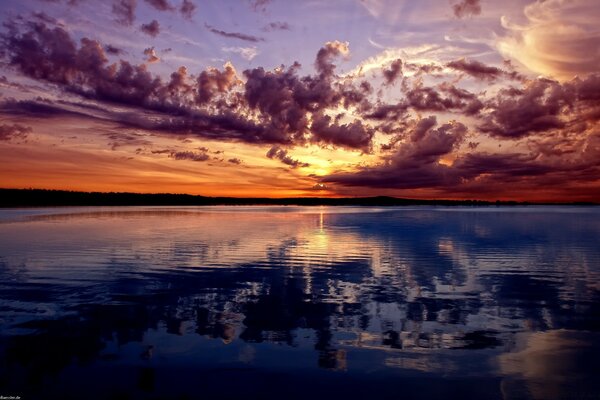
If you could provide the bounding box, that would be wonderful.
[0,188,596,207]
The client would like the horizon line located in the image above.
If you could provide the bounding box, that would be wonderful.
[1,188,597,206]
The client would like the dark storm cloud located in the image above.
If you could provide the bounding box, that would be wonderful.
[0,23,274,145]
[314,41,349,78]
[143,0,174,11]
[359,71,484,120]
[112,0,137,26]
[478,79,569,139]
[437,82,484,115]
[338,80,373,110]
[0,76,32,92]
[0,123,32,141]
[243,42,373,150]
[382,59,402,85]
[404,62,443,76]
[364,102,408,121]
[324,94,600,193]
[244,64,315,144]
[5,18,598,169]
[0,98,102,120]
[0,21,377,150]
[324,118,468,189]
[452,152,554,179]
[246,84,302,140]
[205,24,264,43]
[404,83,482,114]
[180,0,196,19]
[2,22,161,108]
[111,110,273,145]
[446,58,503,81]
[452,0,481,18]
[405,85,460,112]
[327,138,559,192]
[310,112,374,151]
[228,157,242,165]
[266,146,309,168]
[141,20,160,37]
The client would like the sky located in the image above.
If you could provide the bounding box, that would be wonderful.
[0,0,599,201]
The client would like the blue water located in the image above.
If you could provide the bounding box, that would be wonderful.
[0,206,599,399]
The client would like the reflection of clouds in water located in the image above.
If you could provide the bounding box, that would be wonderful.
[0,207,599,398]
[498,330,600,400]
[385,354,457,374]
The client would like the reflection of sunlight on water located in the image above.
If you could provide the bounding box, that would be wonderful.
[437,238,454,254]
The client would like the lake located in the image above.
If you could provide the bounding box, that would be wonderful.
[0,206,599,400]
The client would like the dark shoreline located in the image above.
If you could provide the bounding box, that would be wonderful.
[1,188,597,207]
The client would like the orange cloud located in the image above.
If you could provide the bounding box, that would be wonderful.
[497,0,600,81]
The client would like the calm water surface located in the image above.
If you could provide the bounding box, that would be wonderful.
[0,206,599,399]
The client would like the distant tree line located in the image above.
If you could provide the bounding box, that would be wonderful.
[0,188,595,207]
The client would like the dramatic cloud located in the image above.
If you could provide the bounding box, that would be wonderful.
[452,0,481,18]
[197,62,239,104]
[112,0,137,26]
[242,41,373,150]
[0,123,32,141]
[324,117,468,189]
[446,58,503,81]
[315,40,349,78]
[141,19,160,37]
[3,23,377,150]
[243,65,309,145]
[478,78,568,139]
[266,146,309,168]
[324,70,600,195]
[404,83,479,114]
[205,24,263,43]
[180,0,196,19]
[497,0,600,81]
[0,23,264,144]
[2,8,599,200]
[310,112,374,151]
[0,98,100,120]
[382,59,402,85]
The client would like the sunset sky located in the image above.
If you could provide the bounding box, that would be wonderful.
[0,0,599,201]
